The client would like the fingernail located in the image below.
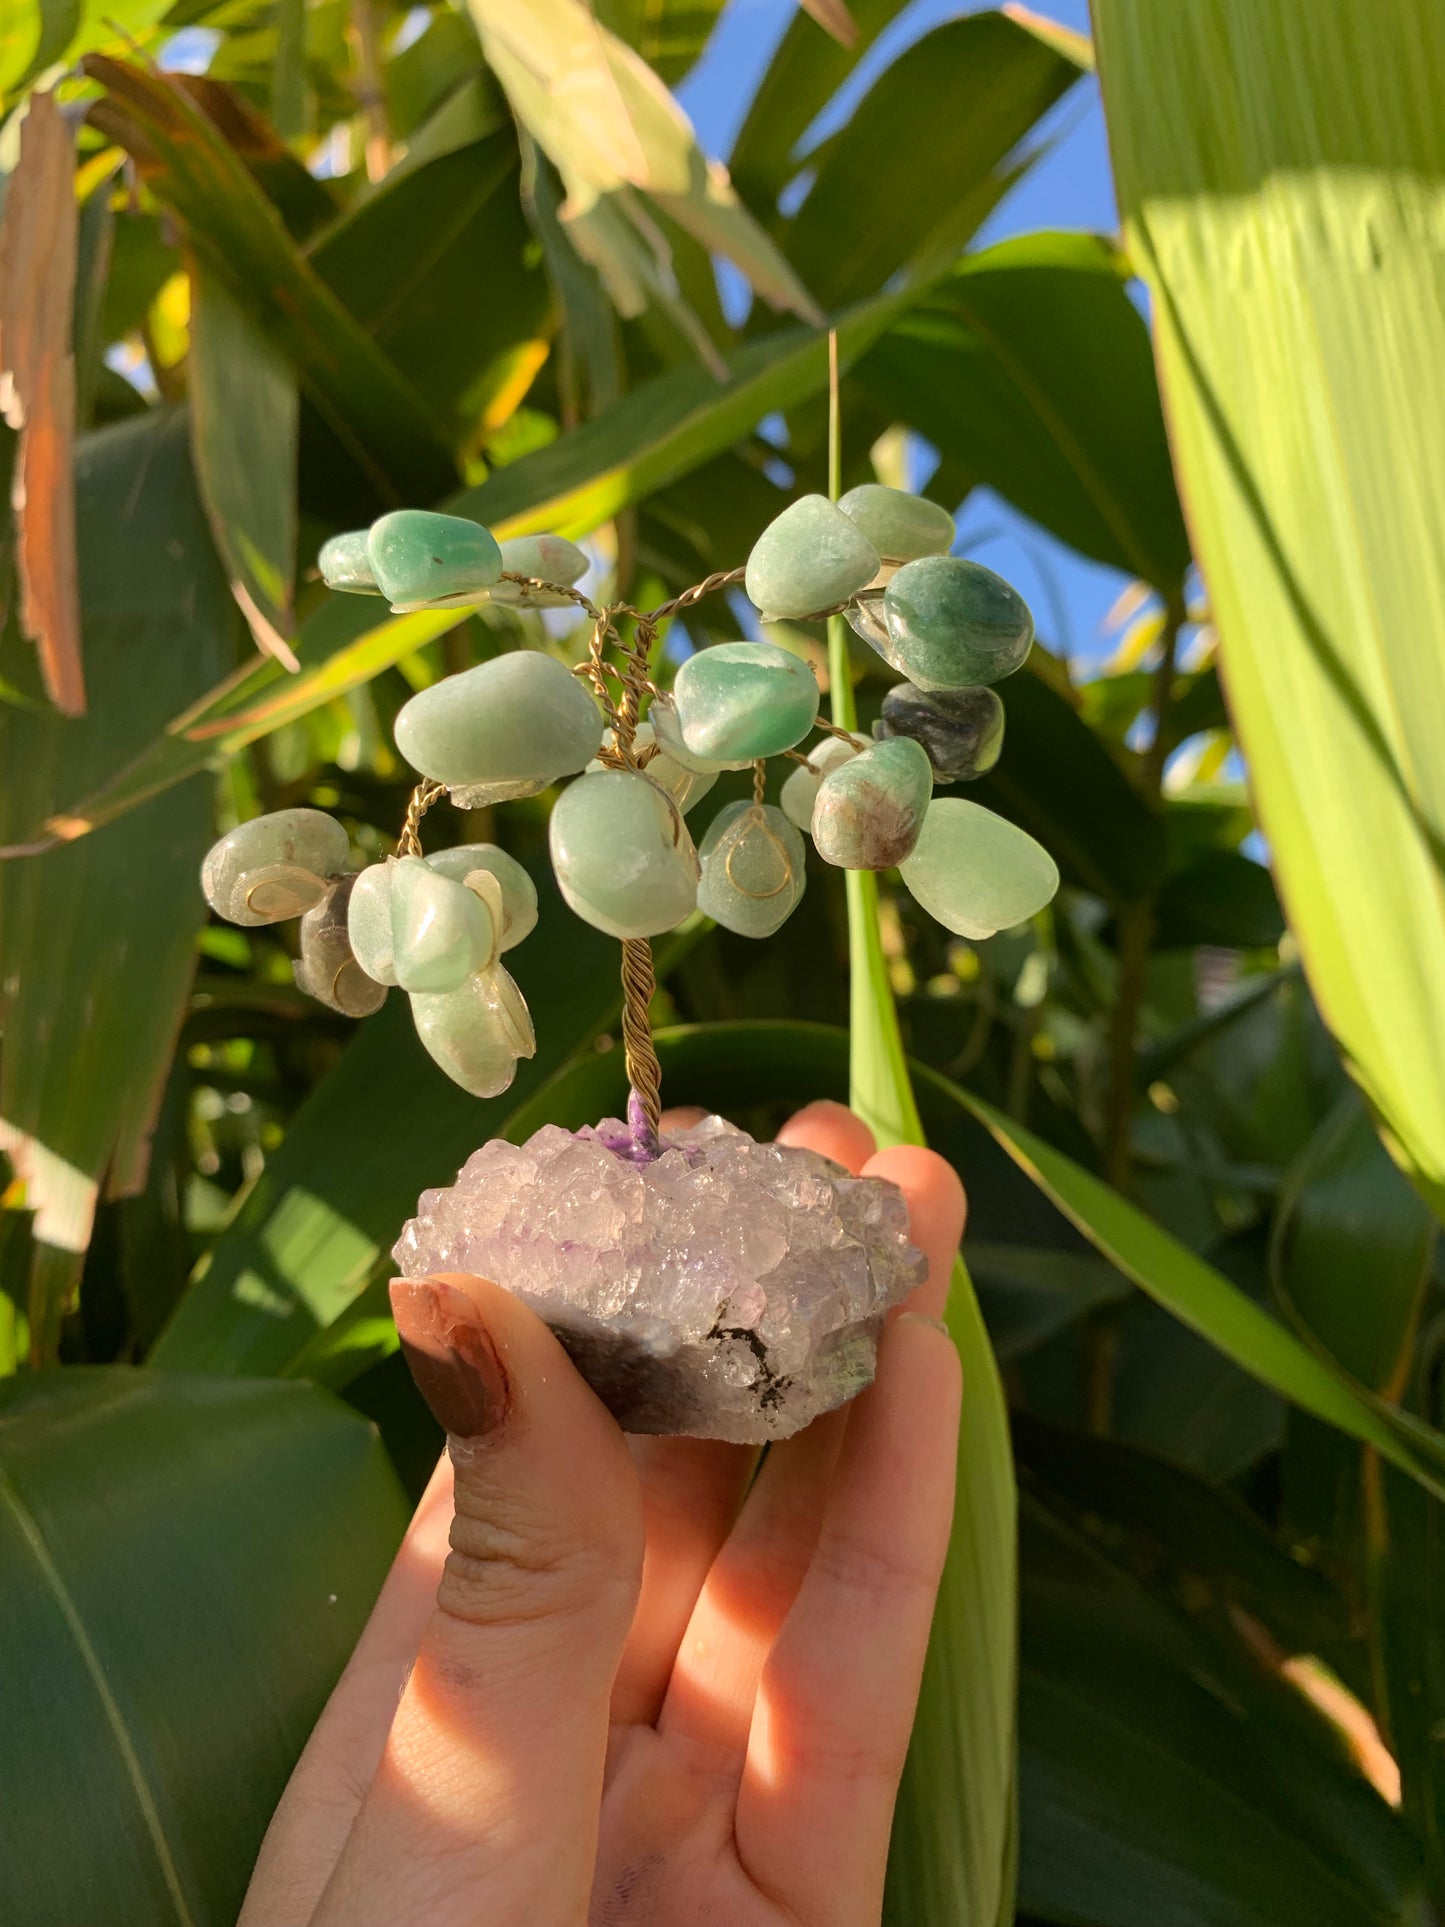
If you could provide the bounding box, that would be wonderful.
[899,1312,952,1338]
[390,1277,511,1439]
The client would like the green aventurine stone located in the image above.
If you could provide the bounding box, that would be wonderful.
[390,856,496,993]
[881,556,1034,690]
[201,808,350,926]
[744,494,880,619]
[696,802,806,938]
[780,736,859,830]
[877,681,1004,783]
[425,845,538,950]
[294,876,387,1017]
[367,510,502,610]
[490,535,589,607]
[812,736,933,870]
[838,484,954,563]
[672,642,820,762]
[900,798,1059,939]
[394,650,603,789]
[549,770,700,939]
[347,862,398,985]
[411,964,535,1099]
[318,530,381,595]
[649,694,749,773]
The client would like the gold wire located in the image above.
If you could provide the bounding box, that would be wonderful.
[395,779,445,857]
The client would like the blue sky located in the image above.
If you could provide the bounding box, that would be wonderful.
[678,0,1135,673]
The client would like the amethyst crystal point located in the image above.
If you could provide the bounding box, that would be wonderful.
[392,1115,927,1442]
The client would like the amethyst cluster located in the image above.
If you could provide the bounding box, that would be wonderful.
[393,1114,925,1442]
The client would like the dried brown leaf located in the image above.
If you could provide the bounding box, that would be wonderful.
[0,94,84,716]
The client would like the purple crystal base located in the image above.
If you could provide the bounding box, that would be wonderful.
[393,1112,927,1442]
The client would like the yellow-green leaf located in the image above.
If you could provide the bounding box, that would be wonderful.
[1094,0,1445,1218]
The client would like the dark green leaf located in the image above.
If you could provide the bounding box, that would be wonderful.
[189,264,299,656]
[1018,1481,1422,1927]
[1153,849,1285,949]
[0,1366,406,1927]
[730,0,910,207]
[308,131,551,441]
[972,665,1167,903]
[782,14,1083,307]
[83,56,454,503]
[858,232,1192,593]
[0,410,238,1348]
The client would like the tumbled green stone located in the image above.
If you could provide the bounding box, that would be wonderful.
[201,808,350,926]
[367,510,503,611]
[696,802,806,938]
[744,495,880,619]
[673,642,820,762]
[589,723,717,814]
[394,650,603,789]
[490,534,590,608]
[900,798,1058,939]
[347,862,398,985]
[389,856,495,993]
[294,876,387,1017]
[779,736,859,830]
[877,681,1004,784]
[410,964,535,1099]
[318,530,382,595]
[838,484,954,563]
[426,844,538,950]
[549,769,700,939]
[881,557,1033,690]
[812,737,932,870]
[649,694,750,773]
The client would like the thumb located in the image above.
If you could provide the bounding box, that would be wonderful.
[312,1274,643,1927]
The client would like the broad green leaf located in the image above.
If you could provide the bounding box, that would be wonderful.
[188,264,299,661]
[1271,1095,1439,1886]
[730,0,910,206]
[971,665,1166,904]
[270,0,306,141]
[308,131,552,443]
[29,288,911,846]
[948,1071,1445,1501]
[1018,1456,1423,1927]
[1153,849,1285,950]
[83,56,455,503]
[969,1244,1129,1361]
[1276,1092,1436,1400]
[858,232,1192,594]
[1094,0,1445,1217]
[1377,1463,1445,1901]
[464,0,823,326]
[782,14,1083,308]
[0,411,238,1351]
[0,1367,406,1927]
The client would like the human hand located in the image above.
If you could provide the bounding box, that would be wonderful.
[239,1101,965,1927]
